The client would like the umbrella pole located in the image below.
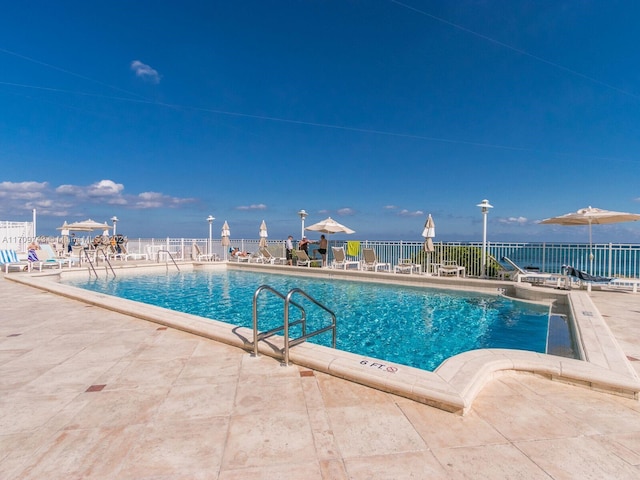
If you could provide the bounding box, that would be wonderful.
[589,220,593,275]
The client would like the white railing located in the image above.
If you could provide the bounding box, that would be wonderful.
[122,238,640,279]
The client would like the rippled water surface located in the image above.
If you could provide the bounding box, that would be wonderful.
[63,270,549,371]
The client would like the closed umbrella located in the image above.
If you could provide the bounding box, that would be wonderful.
[540,206,640,273]
[422,214,435,253]
[259,220,268,248]
[221,221,230,260]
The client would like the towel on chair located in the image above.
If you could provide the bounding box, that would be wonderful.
[347,241,360,256]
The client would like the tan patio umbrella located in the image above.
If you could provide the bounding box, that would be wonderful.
[221,221,230,260]
[259,220,268,248]
[62,219,112,231]
[540,206,640,273]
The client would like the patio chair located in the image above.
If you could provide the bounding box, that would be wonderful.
[258,247,286,265]
[295,249,322,267]
[360,248,390,272]
[437,260,466,277]
[331,246,359,270]
[0,249,31,273]
[192,243,213,261]
[34,245,72,269]
[502,257,567,288]
[562,265,618,292]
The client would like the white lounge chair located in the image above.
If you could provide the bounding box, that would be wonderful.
[360,248,390,272]
[437,260,466,277]
[295,249,322,267]
[257,247,286,265]
[331,246,359,270]
[502,257,567,287]
[192,243,213,261]
[0,249,31,273]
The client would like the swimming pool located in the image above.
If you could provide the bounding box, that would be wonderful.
[63,269,552,371]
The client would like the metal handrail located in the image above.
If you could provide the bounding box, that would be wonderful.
[94,247,117,277]
[156,249,180,271]
[252,285,306,358]
[283,288,336,366]
[252,285,336,365]
[77,248,99,278]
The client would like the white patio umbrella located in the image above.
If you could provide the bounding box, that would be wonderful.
[305,216,355,235]
[540,206,640,273]
[221,221,230,260]
[306,216,355,266]
[259,220,268,248]
[61,219,112,231]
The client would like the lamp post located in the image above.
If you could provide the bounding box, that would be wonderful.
[111,216,119,236]
[207,215,215,257]
[297,209,308,239]
[476,199,493,278]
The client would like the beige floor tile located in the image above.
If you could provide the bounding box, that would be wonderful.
[432,444,550,479]
[397,398,507,449]
[516,436,640,479]
[327,402,427,458]
[117,417,228,480]
[344,451,450,479]
[221,411,317,470]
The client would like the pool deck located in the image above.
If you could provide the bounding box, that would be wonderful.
[2,267,640,478]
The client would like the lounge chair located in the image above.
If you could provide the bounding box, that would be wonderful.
[360,248,390,272]
[502,257,567,287]
[0,249,31,273]
[562,265,640,293]
[394,258,421,274]
[257,247,286,265]
[34,246,72,270]
[192,243,213,261]
[437,260,466,277]
[331,246,359,270]
[295,249,322,267]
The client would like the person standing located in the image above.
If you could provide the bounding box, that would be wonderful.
[318,234,328,267]
[286,235,294,266]
[299,236,311,256]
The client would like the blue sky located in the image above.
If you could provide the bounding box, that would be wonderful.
[2,1,640,243]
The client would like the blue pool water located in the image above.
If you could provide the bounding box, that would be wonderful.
[63,270,550,371]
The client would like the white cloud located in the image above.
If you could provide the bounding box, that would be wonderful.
[337,207,355,216]
[499,216,529,225]
[130,60,161,84]
[236,204,267,211]
[0,179,194,218]
[398,209,424,217]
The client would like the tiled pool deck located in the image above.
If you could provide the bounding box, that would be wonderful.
[1,266,640,479]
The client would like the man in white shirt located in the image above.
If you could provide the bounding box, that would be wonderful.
[286,235,294,265]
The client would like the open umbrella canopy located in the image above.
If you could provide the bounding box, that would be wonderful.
[540,206,640,227]
[305,217,355,235]
[57,219,111,232]
[259,220,268,247]
[540,206,640,273]
[422,214,436,252]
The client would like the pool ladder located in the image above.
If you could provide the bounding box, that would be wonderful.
[78,247,116,278]
[156,249,180,272]
[252,285,336,366]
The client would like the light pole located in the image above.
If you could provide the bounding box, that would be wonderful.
[297,209,308,239]
[111,216,119,236]
[476,199,493,278]
[207,215,215,257]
